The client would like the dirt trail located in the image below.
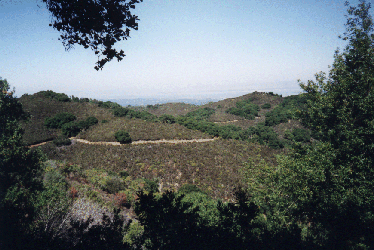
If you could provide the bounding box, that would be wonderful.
[214,120,238,124]
[29,137,217,147]
[74,138,216,145]
[29,141,50,148]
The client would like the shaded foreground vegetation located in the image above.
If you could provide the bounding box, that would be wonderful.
[2,1,374,249]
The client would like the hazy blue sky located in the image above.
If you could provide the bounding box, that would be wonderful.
[0,0,366,100]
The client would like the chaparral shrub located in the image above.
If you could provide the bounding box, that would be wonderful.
[178,184,204,194]
[114,130,132,144]
[45,112,76,129]
[53,135,71,147]
[85,116,99,126]
[261,103,271,109]
[104,177,125,194]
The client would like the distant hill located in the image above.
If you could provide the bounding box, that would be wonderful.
[19,90,312,147]
[108,97,220,106]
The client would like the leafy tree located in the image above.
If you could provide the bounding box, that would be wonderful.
[262,1,374,248]
[43,0,143,70]
[0,78,45,249]
[299,0,374,165]
[134,189,269,250]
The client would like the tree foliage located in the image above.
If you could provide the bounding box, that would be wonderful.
[226,98,260,120]
[115,130,132,144]
[300,0,374,163]
[43,0,143,70]
[134,189,263,250]
[45,112,77,129]
[0,78,45,249]
[260,1,374,248]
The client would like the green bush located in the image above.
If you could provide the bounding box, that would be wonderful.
[60,163,82,176]
[264,107,290,126]
[147,104,159,110]
[43,169,68,188]
[53,135,71,147]
[264,95,309,126]
[101,120,108,124]
[134,111,157,121]
[119,170,129,179]
[104,177,126,194]
[226,100,259,120]
[159,114,176,124]
[113,107,157,121]
[261,103,271,109]
[60,117,98,137]
[86,116,99,126]
[71,96,80,102]
[39,90,71,102]
[76,120,90,130]
[178,184,204,194]
[80,98,90,103]
[292,128,311,143]
[113,107,129,117]
[245,124,284,148]
[185,107,215,121]
[98,101,121,109]
[115,130,132,144]
[143,178,158,193]
[44,112,76,129]
[61,121,81,137]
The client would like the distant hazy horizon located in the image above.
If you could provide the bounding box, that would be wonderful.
[13,79,302,101]
[2,0,362,100]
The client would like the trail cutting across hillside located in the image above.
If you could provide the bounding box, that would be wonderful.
[74,138,216,145]
[29,137,217,148]
[213,120,238,124]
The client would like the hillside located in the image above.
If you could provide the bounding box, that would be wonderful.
[15,89,314,207]
[19,92,115,145]
[21,90,313,151]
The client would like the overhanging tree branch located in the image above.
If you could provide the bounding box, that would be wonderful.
[43,0,143,70]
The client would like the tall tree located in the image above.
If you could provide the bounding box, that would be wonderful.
[262,1,374,248]
[0,78,44,249]
[300,0,374,165]
[43,0,143,70]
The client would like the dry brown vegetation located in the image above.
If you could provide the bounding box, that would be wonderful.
[19,93,114,145]
[204,92,284,128]
[21,90,306,202]
[78,117,213,142]
[138,102,198,116]
[39,139,282,200]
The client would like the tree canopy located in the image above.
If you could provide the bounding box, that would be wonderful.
[262,1,374,247]
[43,0,143,70]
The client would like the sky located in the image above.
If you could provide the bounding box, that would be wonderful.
[0,0,368,100]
